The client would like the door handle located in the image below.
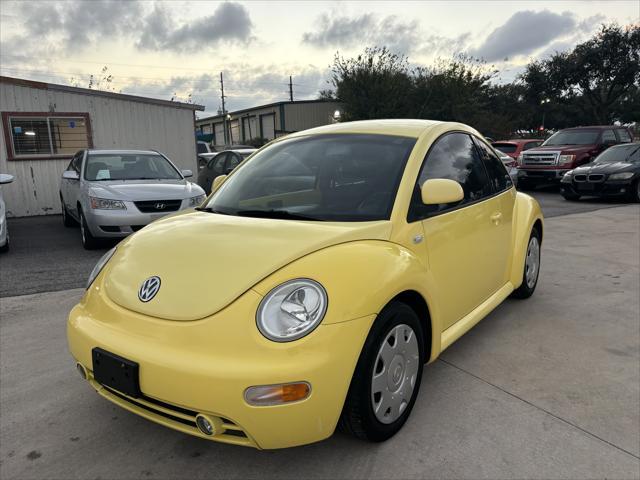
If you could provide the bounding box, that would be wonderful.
[490,212,502,225]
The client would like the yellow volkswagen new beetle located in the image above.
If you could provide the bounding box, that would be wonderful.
[68,119,543,449]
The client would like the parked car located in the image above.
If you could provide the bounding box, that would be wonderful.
[517,125,633,190]
[60,149,206,249]
[492,139,543,160]
[68,120,543,449]
[0,173,15,253]
[560,142,640,202]
[197,148,256,194]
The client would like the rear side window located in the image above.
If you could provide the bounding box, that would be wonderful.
[617,129,632,143]
[474,139,512,192]
[408,132,492,220]
[602,130,617,144]
[492,143,517,154]
[524,141,542,150]
[197,143,208,154]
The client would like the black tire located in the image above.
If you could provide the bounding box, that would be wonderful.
[562,191,581,201]
[61,196,76,227]
[79,208,100,250]
[0,237,8,253]
[630,179,640,203]
[339,302,425,442]
[512,226,541,299]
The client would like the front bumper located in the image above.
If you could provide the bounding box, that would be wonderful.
[518,168,570,183]
[83,201,192,238]
[560,179,634,197]
[67,281,374,449]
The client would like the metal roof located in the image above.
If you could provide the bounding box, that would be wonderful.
[196,99,338,122]
[0,76,204,111]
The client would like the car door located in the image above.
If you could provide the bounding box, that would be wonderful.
[61,151,82,216]
[408,132,508,329]
[473,137,515,286]
[69,151,85,217]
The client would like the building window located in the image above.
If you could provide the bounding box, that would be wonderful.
[3,112,92,160]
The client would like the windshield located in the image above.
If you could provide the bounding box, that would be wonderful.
[543,130,599,146]
[594,144,640,164]
[84,153,182,181]
[204,134,416,221]
[492,143,517,154]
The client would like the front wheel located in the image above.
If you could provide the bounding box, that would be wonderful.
[562,191,581,201]
[512,226,541,299]
[79,209,100,250]
[630,179,640,203]
[339,302,425,442]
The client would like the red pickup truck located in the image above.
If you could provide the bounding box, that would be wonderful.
[517,126,634,189]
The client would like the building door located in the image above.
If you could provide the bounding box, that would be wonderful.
[261,114,275,140]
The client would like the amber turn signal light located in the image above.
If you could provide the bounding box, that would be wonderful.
[244,382,311,406]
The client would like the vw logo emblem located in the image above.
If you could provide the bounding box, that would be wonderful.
[138,276,161,302]
[154,203,165,210]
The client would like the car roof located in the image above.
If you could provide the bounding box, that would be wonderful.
[223,149,256,154]
[561,126,629,131]
[86,149,161,155]
[287,119,447,139]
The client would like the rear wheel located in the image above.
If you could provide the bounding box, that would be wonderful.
[339,302,425,442]
[79,208,100,250]
[512,226,541,299]
[0,236,8,253]
[631,179,640,203]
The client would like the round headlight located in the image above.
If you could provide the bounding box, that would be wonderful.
[256,279,328,342]
[87,247,116,288]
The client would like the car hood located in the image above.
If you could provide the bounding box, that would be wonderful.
[88,180,203,201]
[573,162,638,174]
[103,211,392,321]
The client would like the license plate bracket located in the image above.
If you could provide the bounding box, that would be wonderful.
[92,347,140,398]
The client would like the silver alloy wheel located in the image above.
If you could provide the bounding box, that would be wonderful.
[371,324,419,424]
[525,236,540,289]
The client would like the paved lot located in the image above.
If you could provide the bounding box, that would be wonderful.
[0,187,632,298]
[1,205,638,479]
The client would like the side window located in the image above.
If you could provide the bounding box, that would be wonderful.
[70,151,83,173]
[408,132,492,221]
[197,143,209,154]
[473,138,512,192]
[616,129,632,143]
[602,130,617,145]
[212,153,227,174]
[226,153,241,173]
[524,141,541,150]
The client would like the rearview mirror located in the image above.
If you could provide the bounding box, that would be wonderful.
[211,174,227,193]
[62,170,80,180]
[421,179,464,205]
[181,169,193,178]
[0,173,14,184]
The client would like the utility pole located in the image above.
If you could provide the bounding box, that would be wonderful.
[289,75,293,102]
[220,72,228,145]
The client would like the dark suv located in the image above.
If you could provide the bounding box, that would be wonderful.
[516,126,634,189]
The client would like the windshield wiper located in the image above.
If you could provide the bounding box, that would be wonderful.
[235,209,322,221]
[195,206,231,215]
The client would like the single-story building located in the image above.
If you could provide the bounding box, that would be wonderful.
[195,100,343,147]
[0,76,204,217]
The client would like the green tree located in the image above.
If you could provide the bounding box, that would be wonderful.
[326,47,414,120]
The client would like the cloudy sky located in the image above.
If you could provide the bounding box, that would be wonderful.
[0,1,637,117]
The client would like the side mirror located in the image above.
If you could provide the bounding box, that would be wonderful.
[62,170,80,180]
[181,169,193,178]
[211,174,227,193]
[0,174,14,184]
[421,179,464,205]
